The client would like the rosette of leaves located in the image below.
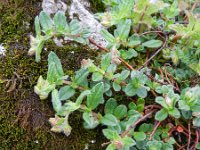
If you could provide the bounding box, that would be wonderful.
[98,0,168,28]
[178,86,200,126]
[155,85,180,121]
[132,0,169,28]
[80,52,130,95]
[101,98,143,150]
[100,19,163,57]
[124,71,150,98]
[100,19,138,49]
[168,15,200,74]
[29,11,91,62]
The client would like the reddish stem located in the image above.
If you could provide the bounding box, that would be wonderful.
[149,121,161,140]
[194,129,199,149]
[187,120,191,149]
[121,109,156,137]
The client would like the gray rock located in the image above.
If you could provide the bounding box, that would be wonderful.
[42,0,107,48]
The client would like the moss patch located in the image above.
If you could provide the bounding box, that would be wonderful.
[0,1,105,150]
[89,0,105,13]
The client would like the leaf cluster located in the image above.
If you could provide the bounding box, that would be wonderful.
[30,1,200,150]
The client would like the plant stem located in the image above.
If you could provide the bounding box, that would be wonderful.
[138,31,168,70]
[121,109,156,137]
[187,120,191,150]
[149,121,161,140]
[194,128,199,149]
[89,38,135,70]
[89,37,180,93]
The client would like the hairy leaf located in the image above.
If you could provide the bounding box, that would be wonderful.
[86,82,104,110]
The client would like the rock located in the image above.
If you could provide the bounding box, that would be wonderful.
[42,0,67,15]
[0,44,6,56]
[42,0,108,48]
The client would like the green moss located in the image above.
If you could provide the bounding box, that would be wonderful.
[0,1,105,149]
[89,0,105,13]
[0,1,41,42]
[0,0,105,149]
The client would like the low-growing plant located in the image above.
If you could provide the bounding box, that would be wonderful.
[29,0,200,149]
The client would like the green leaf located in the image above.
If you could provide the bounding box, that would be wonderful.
[104,81,111,92]
[106,143,116,150]
[155,97,168,108]
[127,35,141,47]
[101,53,112,71]
[47,63,58,84]
[48,52,64,76]
[136,98,145,112]
[102,128,120,140]
[197,142,200,149]
[107,64,117,74]
[35,40,45,62]
[126,114,141,129]
[74,37,87,44]
[181,110,192,119]
[155,108,168,121]
[92,72,103,82]
[113,82,121,91]
[120,49,138,60]
[86,82,104,110]
[101,114,118,126]
[133,132,146,141]
[83,112,99,129]
[162,143,174,150]
[119,70,130,81]
[122,136,136,147]
[142,40,162,48]
[105,89,112,97]
[178,100,190,111]
[137,87,148,98]
[54,11,69,33]
[69,19,81,35]
[127,109,141,117]
[115,19,131,42]
[124,83,137,96]
[193,117,200,127]
[147,140,163,150]
[104,98,118,114]
[51,89,62,113]
[35,16,41,37]
[114,105,127,119]
[34,76,55,100]
[101,29,116,44]
[74,69,89,87]
[47,52,64,85]
[59,86,75,101]
[39,11,53,33]
[168,108,180,119]
[76,90,91,105]
[139,123,153,132]
[128,102,137,110]
[59,101,79,114]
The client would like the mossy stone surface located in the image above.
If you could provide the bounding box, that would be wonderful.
[0,1,105,149]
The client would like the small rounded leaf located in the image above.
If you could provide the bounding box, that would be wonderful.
[155,108,168,121]
[105,98,118,114]
[142,40,162,48]
[114,105,127,119]
[133,132,146,141]
[101,114,118,126]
